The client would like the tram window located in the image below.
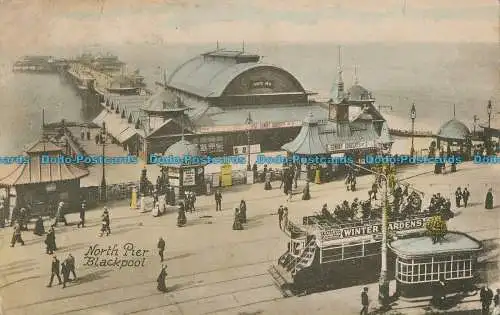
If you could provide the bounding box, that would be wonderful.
[445,262,452,279]
[343,244,363,259]
[464,261,472,277]
[364,242,381,256]
[418,265,426,282]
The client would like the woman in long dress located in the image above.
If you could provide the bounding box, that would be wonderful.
[34,216,45,236]
[302,181,310,200]
[239,200,247,223]
[232,207,243,230]
[157,265,168,292]
[485,188,494,209]
[177,202,187,227]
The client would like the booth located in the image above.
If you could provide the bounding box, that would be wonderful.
[161,139,206,198]
[389,231,482,298]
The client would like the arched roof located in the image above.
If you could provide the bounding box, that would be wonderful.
[436,119,471,140]
[166,53,305,98]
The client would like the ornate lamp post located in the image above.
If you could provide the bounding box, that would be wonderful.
[487,100,493,154]
[410,103,416,156]
[100,122,107,201]
[245,112,253,171]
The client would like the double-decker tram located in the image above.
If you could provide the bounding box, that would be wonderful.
[270,212,433,295]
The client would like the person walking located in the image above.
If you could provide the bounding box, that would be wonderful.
[485,188,494,209]
[215,190,222,211]
[360,287,369,315]
[77,200,86,228]
[480,285,494,315]
[462,188,470,208]
[278,205,284,230]
[157,264,168,292]
[455,187,462,208]
[66,254,77,280]
[61,261,70,288]
[239,200,247,223]
[282,207,289,231]
[10,221,24,247]
[157,237,165,262]
[53,201,68,227]
[47,255,62,287]
[99,207,111,236]
[34,216,45,236]
[45,227,56,254]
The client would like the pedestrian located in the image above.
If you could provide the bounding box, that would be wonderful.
[80,127,85,140]
[157,264,168,292]
[264,171,272,190]
[34,216,45,236]
[494,288,500,307]
[47,255,62,287]
[0,199,5,228]
[462,188,470,208]
[77,200,86,228]
[177,202,187,227]
[232,207,243,230]
[455,187,462,208]
[239,200,247,223]
[360,287,369,315]
[480,285,494,315]
[302,181,310,200]
[66,254,77,280]
[10,221,24,247]
[45,227,56,254]
[485,188,494,209]
[99,207,111,236]
[215,190,222,211]
[158,237,165,262]
[19,207,27,230]
[61,261,69,288]
[94,133,99,145]
[53,201,68,227]
[282,207,289,231]
[86,128,91,140]
[278,205,284,229]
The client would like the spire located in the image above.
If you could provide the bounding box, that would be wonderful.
[453,104,456,118]
[216,40,219,50]
[242,41,245,52]
[163,68,167,87]
[336,46,344,98]
[354,65,359,85]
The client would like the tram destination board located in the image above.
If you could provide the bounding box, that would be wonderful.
[316,217,430,242]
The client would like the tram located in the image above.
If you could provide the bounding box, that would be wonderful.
[270,212,434,294]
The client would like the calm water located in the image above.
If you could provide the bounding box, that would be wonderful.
[0,42,497,154]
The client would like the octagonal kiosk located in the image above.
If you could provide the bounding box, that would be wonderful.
[162,139,205,199]
[389,231,482,299]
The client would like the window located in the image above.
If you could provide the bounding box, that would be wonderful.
[395,255,474,284]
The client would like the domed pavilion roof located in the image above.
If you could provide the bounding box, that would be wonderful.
[164,139,200,158]
[436,119,471,140]
[143,89,188,113]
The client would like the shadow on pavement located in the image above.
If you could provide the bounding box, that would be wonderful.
[73,269,112,285]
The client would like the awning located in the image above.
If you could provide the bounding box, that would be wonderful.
[93,110,108,126]
[116,127,138,143]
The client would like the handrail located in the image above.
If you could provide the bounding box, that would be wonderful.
[290,237,317,273]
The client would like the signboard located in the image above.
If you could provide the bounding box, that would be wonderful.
[328,140,376,152]
[251,80,273,89]
[212,173,220,188]
[170,178,179,187]
[320,217,429,242]
[233,144,261,155]
[183,168,196,186]
[168,168,179,177]
[199,121,302,134]
[246,171,254,184]
[220,164,232,187]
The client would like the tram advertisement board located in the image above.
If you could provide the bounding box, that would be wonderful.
[319,217,429,242]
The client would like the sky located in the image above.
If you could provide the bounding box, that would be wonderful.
[0,0,497,55]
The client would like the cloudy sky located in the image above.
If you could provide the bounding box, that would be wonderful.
[0,0,497,54]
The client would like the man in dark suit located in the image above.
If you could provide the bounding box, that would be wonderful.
[47,255,62,287]
[360,287,369,315]
[215,190,222,211]
[480,285,494,315]
[157,237,165,262]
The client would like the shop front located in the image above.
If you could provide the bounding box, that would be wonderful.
[389,231,482,298]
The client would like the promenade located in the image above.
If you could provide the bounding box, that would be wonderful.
[1,161,498,314]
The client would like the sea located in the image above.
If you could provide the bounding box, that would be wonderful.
[0,42,497,155]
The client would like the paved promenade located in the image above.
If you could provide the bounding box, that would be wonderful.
[0,162,498,314]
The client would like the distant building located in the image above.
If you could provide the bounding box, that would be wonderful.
[94,47,392,161]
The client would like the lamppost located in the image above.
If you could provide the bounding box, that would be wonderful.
[245,112,253,171]
[487,100,493,154]
[351,163,389,306]
[100,122,107,201]
[410,103,416,156]
[473,115,479,138]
